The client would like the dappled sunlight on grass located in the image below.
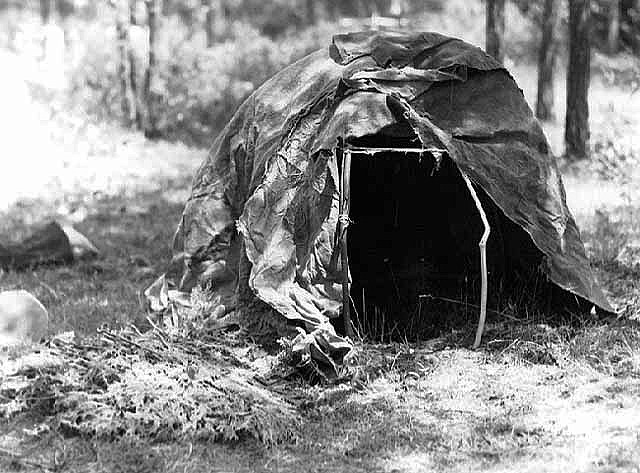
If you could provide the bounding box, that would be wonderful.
[271,337,640,472]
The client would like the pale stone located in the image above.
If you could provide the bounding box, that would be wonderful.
[0,290,49,346]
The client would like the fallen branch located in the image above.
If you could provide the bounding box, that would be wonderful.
[461,173,491,349]
[96,328,165,361]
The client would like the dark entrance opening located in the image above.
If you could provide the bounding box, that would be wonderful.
[344,135,563,341]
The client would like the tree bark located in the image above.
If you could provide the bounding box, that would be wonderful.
[204,0,214,47]
[129,0,143,129]
[116,6,136,127]
[161,0,170,16]
[327,0,340,21]
[144,0,160,138]
[536,0,559,121]
[565,0,591,160]
[39,0,54,24]
[631,0,640,54]
[39,0,55,59]
[486,0,505,62]
[305,0,315,25]
[607,0,620,54]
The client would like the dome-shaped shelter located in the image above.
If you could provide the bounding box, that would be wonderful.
[148,31,612,370]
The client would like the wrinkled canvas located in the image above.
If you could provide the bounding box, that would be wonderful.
[155,31,612,365]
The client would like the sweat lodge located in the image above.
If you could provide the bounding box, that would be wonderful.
[146,30,612,370]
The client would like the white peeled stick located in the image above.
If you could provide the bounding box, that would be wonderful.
[0,290,49,347]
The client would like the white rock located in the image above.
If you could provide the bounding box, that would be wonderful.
[0,290,49,346]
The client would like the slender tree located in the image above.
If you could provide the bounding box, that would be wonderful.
[607,0,620,54]
[39,0,54,24]
[129,0,143,129]
[115,3,136,126]
[536,0,559,121]
[144,0,160,137]
[204,0,214,47]
[326,0,340,21]
[39,0,55,60]
[630,0,639,54]
[161,0,170,16]
[565,0,591,160]
[486,0,506,62]
[305,0,315,25]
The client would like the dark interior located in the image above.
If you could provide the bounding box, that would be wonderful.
[343,132,561,340]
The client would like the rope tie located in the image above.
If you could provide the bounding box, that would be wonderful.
[338,214,351,227]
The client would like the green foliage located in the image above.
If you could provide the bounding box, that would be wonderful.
[66,19,328,146]
[512,0,640,54]
[66,17,121,122]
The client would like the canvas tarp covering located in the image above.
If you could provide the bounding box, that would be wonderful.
[154,31,612,366]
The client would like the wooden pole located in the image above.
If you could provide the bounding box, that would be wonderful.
[461,173,491,349]
[340,147,353,338]
[329,145,343,274]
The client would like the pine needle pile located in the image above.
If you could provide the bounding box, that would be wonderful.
[1,325,300,445]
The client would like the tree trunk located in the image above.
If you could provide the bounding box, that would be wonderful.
[144,0,160,138]
[39,0,54,59]
[607,0,620,54]
[536,0,559,121]
[631,0,640,54]
[129,0,143,129]
[357,0,368,17]
[327,0,340,21]
[486,0,505,62]
[39,0,54,24]
[565,0,591,160]
[116,6,136,127]
[161,0,170,16]
[305,0,315,25]
[204,0,214,47]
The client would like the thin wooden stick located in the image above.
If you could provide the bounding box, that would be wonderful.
[461,173,491,349]
[329,142,344,274]
[418,294,519,321]
[341,147,354,338]
[347,146,445,155]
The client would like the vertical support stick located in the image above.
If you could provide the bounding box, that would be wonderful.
[461,173,491,349]
[341,148,353,338]
[329,144,343,274]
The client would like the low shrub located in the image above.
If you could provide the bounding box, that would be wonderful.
[65,18,330,146]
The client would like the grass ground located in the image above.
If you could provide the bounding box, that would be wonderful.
[2,50,640,472]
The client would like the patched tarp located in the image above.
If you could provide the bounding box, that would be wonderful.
[153,31,612,363]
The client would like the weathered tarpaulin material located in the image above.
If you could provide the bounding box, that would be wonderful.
[155,31,612,365]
